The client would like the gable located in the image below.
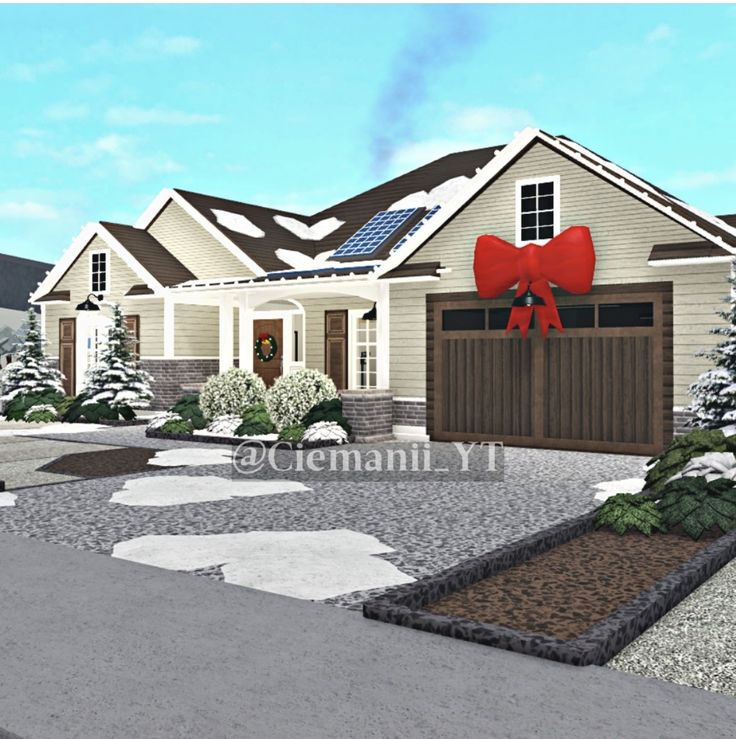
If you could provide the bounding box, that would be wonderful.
[146,199,257,281]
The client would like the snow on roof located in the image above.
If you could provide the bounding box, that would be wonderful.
[273,248,336,271]
[211,208,265,238]
[387,175,470,211]
[273,215,344,241]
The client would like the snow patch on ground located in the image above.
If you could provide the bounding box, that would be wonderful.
[0,423,108,437]
[148,448,233,467]
[388,175,470,211]
[273,215,344,241]
[195,430,279,442]
[593,478,646,501]
[112,529,416,599]
[0,492,17,507]
[211,209,265,238]
[110,475,310,506]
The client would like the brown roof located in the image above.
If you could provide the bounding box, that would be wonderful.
[125,284,156,296]
[648,241,731,262]
[100,222,196,287]
[380,261,443,279]
[35,289,70,302]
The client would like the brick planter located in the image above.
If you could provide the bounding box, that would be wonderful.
[340,389,394,443]
[140,359,219,410]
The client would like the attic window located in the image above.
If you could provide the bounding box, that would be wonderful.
[516,176,560,245]
[90,250,108,293]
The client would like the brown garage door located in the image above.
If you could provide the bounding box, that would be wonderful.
[427,282,673,455]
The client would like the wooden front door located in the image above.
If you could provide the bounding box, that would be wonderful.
[253,318,283,387]
[325,310,348,390]
[59,318,76,396]
[428,283,673,456]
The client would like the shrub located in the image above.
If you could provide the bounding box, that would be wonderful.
[278,424,305,442]
[24,404,59,424]
[594,493,666,536]
[160,417,194,435]
[62,394,134,423]
[199,369,266,419]
[301,398,351,435]
[657,477,736,540]
[235,403,275,437]
[302,421,348,445]
[266,369,337,430]
[55,395,76,418]
[668,451,736,483]
[3,389,64,421]
[148,412,179,430]
[205,415,243,437]
[644,429,736,493]
[170,394,208,430]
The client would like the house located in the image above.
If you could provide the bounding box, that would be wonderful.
[0,252,52,366]
[31,128,736,455]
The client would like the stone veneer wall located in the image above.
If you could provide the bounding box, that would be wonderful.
[140,359,219,410]
[673,409,696,436]
[340,390,394,443]
[392,399,427,429]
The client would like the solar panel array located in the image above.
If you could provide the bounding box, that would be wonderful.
[332,208,418,258]
[390,205,442,253]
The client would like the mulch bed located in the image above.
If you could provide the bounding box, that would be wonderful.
[425,529,717,641]
[39,447,163,478]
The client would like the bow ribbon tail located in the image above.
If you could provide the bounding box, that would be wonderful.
[531,280,562,338]
[506,281,535,339]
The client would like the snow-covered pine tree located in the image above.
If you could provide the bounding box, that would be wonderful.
[0,308,64,402]
[82,303,153,411]
[687,259,736,428]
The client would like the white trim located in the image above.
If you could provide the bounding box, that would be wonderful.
[393,396,426,403]
[375,281,390,389]
[163,295,175,359]
[648,257,732,267]
[514,174,560,247]
[134,188,267,277]
[392,424,429,442]
[347,308,378,391]
[218,294,235,373]
[89,248,110,295]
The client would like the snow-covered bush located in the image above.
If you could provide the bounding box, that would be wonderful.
[24,404,58,424]
[205,414,243,436]
[160,417,194,435]
[667,451,736,483]
[266,369,337,430]
[302,421,348,445]
[147,412,180,430]
[82,304,153,411]
[199,369,266,419]
[0,308,64,406]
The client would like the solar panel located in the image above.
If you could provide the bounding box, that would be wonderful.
[390,205,442,253]
[332,208,418,258]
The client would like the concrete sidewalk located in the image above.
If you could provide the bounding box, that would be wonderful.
[0,533,734,739]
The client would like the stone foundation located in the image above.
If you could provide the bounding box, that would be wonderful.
[140,359,219,410]
[340,389,394,442]
[392,398,427,429]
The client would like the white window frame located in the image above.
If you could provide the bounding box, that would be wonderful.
[89,249,110,294]
[515,175,560,246]
[347,309,377,390]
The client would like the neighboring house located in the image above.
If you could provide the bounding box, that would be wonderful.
[31,128,736,454]
[0,253,52,366]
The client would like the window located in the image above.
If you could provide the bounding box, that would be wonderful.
[557,305,595,328]
[90,251,109,293]
[516,176,560,245]
[350,313,377,389]
[598,302,654,328]
[442,309,485,331]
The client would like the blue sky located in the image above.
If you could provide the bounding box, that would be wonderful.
[1,3,736,264]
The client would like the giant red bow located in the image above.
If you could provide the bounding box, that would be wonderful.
[473,226,595,338]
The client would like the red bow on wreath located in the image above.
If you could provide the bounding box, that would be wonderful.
[473,225,596,338]
[257,332,271,343]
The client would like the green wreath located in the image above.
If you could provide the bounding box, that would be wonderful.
[255,332,278,362]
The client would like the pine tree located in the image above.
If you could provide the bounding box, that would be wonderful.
[0,308,64,402]
[82,303,153,411]
[687,260,736,428]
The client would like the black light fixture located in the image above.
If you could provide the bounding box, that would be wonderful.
[75,293,103,311]
[361,303,377,321]
[511,288,546,308]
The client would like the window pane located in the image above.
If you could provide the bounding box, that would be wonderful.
[521,227,537,241]
[520,197,537,213]
[521,213,537,227]
[520,184,536,198]
[488,307,511,330]
[538,210,554,226]
[538,226,554,240]
[538,195,554,211]
[599,302,654,327]
[557,305,595,328]
[538,181,554,196]
[442,308,485,331]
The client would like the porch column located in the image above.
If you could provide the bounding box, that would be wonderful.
[375,281,390,389]
[219,294,235,373]
[163,294,175,359]
[238,294,254,372]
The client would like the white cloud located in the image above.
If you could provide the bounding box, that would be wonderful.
[85,30,201,61]
[16,133,182,182]
[0,201,59,220]
[2,58,63,82]
[44,102,90,121]
[646,24,674,43]
[701,42,729,60]
[668,167,736,189]
[105,106,222,126]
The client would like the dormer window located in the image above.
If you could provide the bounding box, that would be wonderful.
[516,175,560,245]
[90,250,109,293]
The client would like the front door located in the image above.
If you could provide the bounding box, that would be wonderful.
[59,318,76,396]
[325,310,348,390]
[253,318,283,387]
